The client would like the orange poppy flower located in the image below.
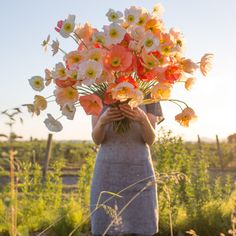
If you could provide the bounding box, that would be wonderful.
[104,45,133,72]
[55,77,77,88]
[79,94,103,116]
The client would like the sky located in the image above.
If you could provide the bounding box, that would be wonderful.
[0,0,236,142]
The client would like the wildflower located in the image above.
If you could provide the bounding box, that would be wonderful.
[181,58,199,74]
[111,82,135,102]
[104,45,132,72]
[52,62,67,80]
[185,77,196,90]
[44,69,52,86]
[51,39,60,56]
[79,94,103,116]
[61,103,76,120]
[54,86,79,106]
[106,9,123,23]
[55,15,75,38]
[142,31,160,53]
[128,89,144,108]
[78,60,103,86]
[33,95,47,115]
[103,23,126,45]
[28,76,45,91]
[175,107,197,127]
[200,53,214,76]
[44,113,63,132]
[42,35,50,51]
[152,3,165,18]
[124,6,142,25]
[151,83,172,100]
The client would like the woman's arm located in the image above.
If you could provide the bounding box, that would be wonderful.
[91,107,124,145]
[119,104,157,146]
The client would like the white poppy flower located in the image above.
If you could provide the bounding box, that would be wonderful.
[106,9,123,23]
[44,113,63,132]
[52,62,67,80]
[103,23,126,45]
[142,31,160,53]
[78,60,103,86]
[56,15,76,38]
[92,31,107,46]
[61,103,76,120]
[28,76,45,91]
[124,6,142,25]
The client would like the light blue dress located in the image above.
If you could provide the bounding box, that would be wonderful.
[89,100,164,235]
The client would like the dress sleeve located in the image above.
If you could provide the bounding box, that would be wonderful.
[145,93,165,124]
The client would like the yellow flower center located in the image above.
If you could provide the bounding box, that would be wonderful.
[109,29,118,38]
[138,19,144,25]
[111,57,121,67]
[145,39,154,48]
[128,15,135,22]
[71,71,77,79]
[96,36,105,44]
[63,23,72,32]
[86,68,95,78]
[59,69,66,77]
[66,88,76,99]
[34,80,41,86]
[110,13,118,20]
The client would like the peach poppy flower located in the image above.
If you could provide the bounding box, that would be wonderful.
[79,94,103,116]
[54,86,79,106]
[55,77,77,88]
[74,22,96,42]
[141,51,159,69]
[33,95,47,115]
[104,45,133,72]
[185,77,196,91]
[95,69,115,84]
[64,51,83,68]
[200,53,214,76]
[175,107,197,127]
[181,58,199,74]
[151,83,172,100]
[111,82,134,102]
[128,89,144,108]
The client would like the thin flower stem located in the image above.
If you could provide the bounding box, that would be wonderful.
[73,32,88,49]
[45,95,55,99]
[58,48,67,55]
[69,35,80,45]
[56,115,63,120]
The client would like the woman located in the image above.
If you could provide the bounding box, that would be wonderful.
[90,95,164,236]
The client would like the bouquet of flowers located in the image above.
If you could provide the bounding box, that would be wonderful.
[24,3,213,133]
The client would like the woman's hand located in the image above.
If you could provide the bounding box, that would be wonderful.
[99,107,125,125]
[91,106,124,145]
[118,104,148,123]
[119,103,157,145]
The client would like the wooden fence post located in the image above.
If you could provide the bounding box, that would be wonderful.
[42,133,53,183]
[216,134,224,171]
